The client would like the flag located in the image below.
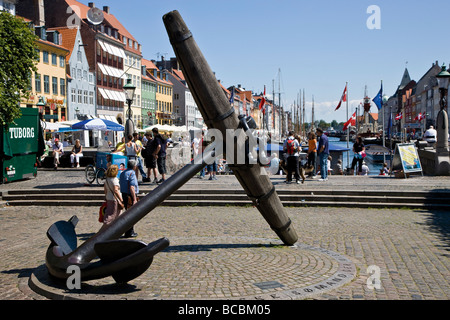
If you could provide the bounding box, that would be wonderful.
[229,86,235,105]
[414,113,425,121]
[372,82,383,110]
[335,84,348,111]
[259,86,266,115]
[343,111,356,131]
[395,112,402,120]
[258,86,266,110]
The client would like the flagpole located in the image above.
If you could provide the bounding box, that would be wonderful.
[346,82,349,171]
[381,80,386,164]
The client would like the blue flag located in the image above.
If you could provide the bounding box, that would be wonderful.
[372,82,383,110]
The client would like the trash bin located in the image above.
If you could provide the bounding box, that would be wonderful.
[1,108,44,183]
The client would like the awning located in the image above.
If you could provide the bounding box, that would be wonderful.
[97,63,126,80]
[98,87,126,103]
[98,40,126,59]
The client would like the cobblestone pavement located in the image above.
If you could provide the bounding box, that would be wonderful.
[0,170,449,300]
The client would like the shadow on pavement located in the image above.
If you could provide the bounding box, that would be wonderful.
[421,189,450,257]
[1,267,36,278]
[34,183,95,189]
[164,243,282,253]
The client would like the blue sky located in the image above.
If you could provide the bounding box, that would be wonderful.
[89,0,450,123]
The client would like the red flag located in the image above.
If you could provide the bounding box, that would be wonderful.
[414,113,425,121]
[343,111,356,131]
[259,86,266,111]
[395,112,403,120]
[335,84,348,111]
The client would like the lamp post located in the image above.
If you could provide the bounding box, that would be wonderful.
[37,97,46,129]
[123,78,136,139]
[435,64,450,175]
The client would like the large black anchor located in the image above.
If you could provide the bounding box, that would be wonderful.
[45,10,298,284]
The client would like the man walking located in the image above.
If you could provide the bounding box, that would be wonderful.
[316,128,329,182]
[119,159,139,238]
[132,132,149,183]
[151,127,168,184]
[283,131,301,184]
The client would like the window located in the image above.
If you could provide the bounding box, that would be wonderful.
[52,77,58,95]
[60,78,66,96]
[84,90,88,104]
[89,91,94,105]
[44,75,50,93]
[35,73,41,93]
[83,70,87,80]
[35,49,40,62]
[72,68,76,79]
[59,55,65,67]
[77,69,81,79]
[78,90,82,103]
[52,53,57,65]
[77,51,82,63]
[71,89,76,103]
[89,74,94,84]
[43,51,49,63]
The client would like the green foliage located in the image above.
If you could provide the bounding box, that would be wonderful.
[0,11,38,126]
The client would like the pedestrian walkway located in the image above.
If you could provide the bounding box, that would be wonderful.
[0,170,449,300]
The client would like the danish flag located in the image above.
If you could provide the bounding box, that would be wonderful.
[259,85,266,115]
[343,111,356,131]
[414,113,425,121]
[395,112,403,120]
[335,84,348,111]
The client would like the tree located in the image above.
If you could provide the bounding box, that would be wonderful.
[331,120,338,129]
[0,11,38,126]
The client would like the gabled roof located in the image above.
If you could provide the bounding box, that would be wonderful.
[64,0,139,53]
[48,27,78,60]
[172,69,185,82]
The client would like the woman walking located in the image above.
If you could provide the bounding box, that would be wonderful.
[101,165,124,227]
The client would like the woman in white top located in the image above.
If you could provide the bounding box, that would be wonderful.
[125,134,138,159]
[102,165,124,226]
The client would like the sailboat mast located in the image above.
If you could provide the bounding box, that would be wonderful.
[302,89,305,136]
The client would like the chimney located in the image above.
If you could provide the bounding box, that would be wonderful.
[35,0,45,27]
[88,2,95,8]
[103,6,110,14]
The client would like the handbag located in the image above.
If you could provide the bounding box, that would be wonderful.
[105,179,125,210]
[99,201,107,223]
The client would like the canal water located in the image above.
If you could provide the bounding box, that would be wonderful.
[329,137,383,176]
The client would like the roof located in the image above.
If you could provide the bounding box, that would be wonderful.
[16,15,33,23]
[142,58,158,70]
[48,27,78,60]
[171,69,185,82]
[36,38,70,53]
[64,0,140,54]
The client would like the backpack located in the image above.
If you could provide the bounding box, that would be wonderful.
[286,138,296,155]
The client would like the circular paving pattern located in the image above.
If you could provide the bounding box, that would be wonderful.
[29,236,356,300]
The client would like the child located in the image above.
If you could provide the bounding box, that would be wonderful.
[336,159,344,175]
[379,162,389,175]
[327,155,333,175]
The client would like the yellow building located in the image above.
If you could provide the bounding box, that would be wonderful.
[155,70,174,125]
[21,27,69,123]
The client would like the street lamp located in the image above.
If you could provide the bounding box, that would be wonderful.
[435,64,450,175]
[123,78,136,138]
[37,96,46,122]
[436,64,450,112]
